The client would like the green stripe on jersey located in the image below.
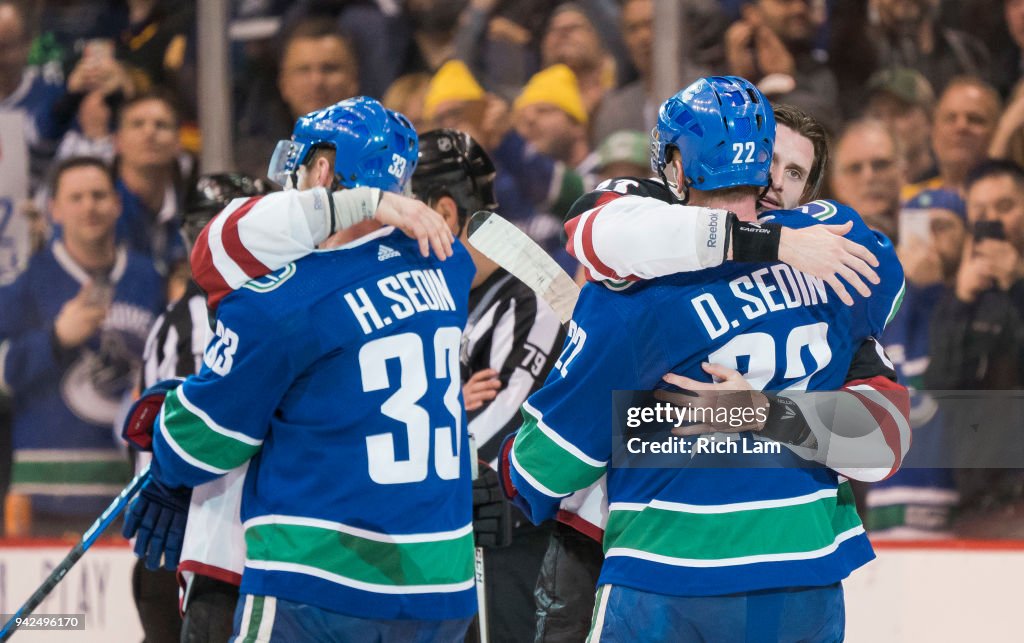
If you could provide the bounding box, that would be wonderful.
[162,387,261,471]
[884,280,906,328]
[245,521,475,589]
[513,406,605,496]
[605,483,863,562]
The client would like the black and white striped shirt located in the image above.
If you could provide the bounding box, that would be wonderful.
[461,269,566,465]
[141,281,211,387]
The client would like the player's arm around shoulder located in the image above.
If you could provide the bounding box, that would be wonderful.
[774,200,901,312]
[152,289,313,488]
[564,177,735,284]
[500,289,640,524]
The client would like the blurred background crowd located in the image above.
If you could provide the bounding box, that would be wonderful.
[1,0,1024,542]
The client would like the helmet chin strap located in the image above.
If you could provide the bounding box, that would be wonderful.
[658,162,689,204]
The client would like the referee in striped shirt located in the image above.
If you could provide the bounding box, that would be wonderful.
[414,129,566,643]
[132,173,273,643]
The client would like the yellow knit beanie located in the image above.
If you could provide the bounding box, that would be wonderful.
[513,64,588,124]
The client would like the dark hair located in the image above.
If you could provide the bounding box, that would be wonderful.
[773,103,830,202]
[49,156,116,195]
[965,159,1024,193]
[280,17,355,64]
[116,89,181,130]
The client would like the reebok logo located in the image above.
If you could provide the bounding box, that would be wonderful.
[707,210,719,248]
[378,245,401,261]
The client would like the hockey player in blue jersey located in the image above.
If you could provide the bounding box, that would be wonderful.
[501,77,907,641]
[123,97,479,642]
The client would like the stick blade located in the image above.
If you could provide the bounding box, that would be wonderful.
[468,211,580,323]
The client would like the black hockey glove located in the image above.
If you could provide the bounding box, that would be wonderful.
[473,460,512,548]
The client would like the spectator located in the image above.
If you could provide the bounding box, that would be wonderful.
[831,119,906,240]
[926,161,1024,536]
[904,76,1001,200]
[0,156,162,536]
[926,160,1024,391]
[454,0,552,97]
[0,1,68,190]
[277,17,358,123]
[382,72,431,132]
[422,59,489,145]
[724,0,841,132]
[116,0,194,130]
[867,188,966,539]
[864,67,937,184]
[990,81,1024,168]
[594,130,651,184]
[235,17,359,179]
[870,0,990,92]
[113,91,188,275]
[994,0,1024,98]
[540,3,614,118]
[590,0,724,147]
[514,64,593,176]
[422,60,586,271]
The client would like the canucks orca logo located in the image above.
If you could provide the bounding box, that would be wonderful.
[243,263,297,293]
[61,304,153,425]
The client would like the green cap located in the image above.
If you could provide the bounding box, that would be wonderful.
[866,67,935,110]
[596,130,650,171]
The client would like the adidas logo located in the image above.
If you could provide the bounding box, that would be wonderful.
[378,245,400,261]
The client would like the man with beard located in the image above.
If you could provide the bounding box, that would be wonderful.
[724,0,841,131]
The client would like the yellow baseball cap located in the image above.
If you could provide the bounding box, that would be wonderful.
[423,60,485,120]
[513,64,588,124]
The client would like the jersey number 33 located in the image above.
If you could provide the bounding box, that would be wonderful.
[359,326,464,485]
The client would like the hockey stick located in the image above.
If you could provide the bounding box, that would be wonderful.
[0,464,151,641]
[467,212,580,324]
[468,434,489,643]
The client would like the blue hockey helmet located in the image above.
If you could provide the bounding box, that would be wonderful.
[651,76,775,191]
[267,96,419,194]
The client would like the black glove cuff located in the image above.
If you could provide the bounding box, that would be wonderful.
[760,394,816,448]
[731,220,782,263]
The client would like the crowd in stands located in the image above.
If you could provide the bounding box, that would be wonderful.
[1,0,1024,541]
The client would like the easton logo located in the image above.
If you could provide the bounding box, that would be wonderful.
[378,245,400,261]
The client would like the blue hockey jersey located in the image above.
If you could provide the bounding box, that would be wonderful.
[0,241,162,515]
[509,200,905,597]
[153,227,478,621]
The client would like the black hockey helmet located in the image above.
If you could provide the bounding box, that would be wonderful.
[412,129,498,233]
[182,173,276,244]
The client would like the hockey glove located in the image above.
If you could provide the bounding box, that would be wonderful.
[122,379,183,451]
[123,457,191,571]
[473,460,512,548]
